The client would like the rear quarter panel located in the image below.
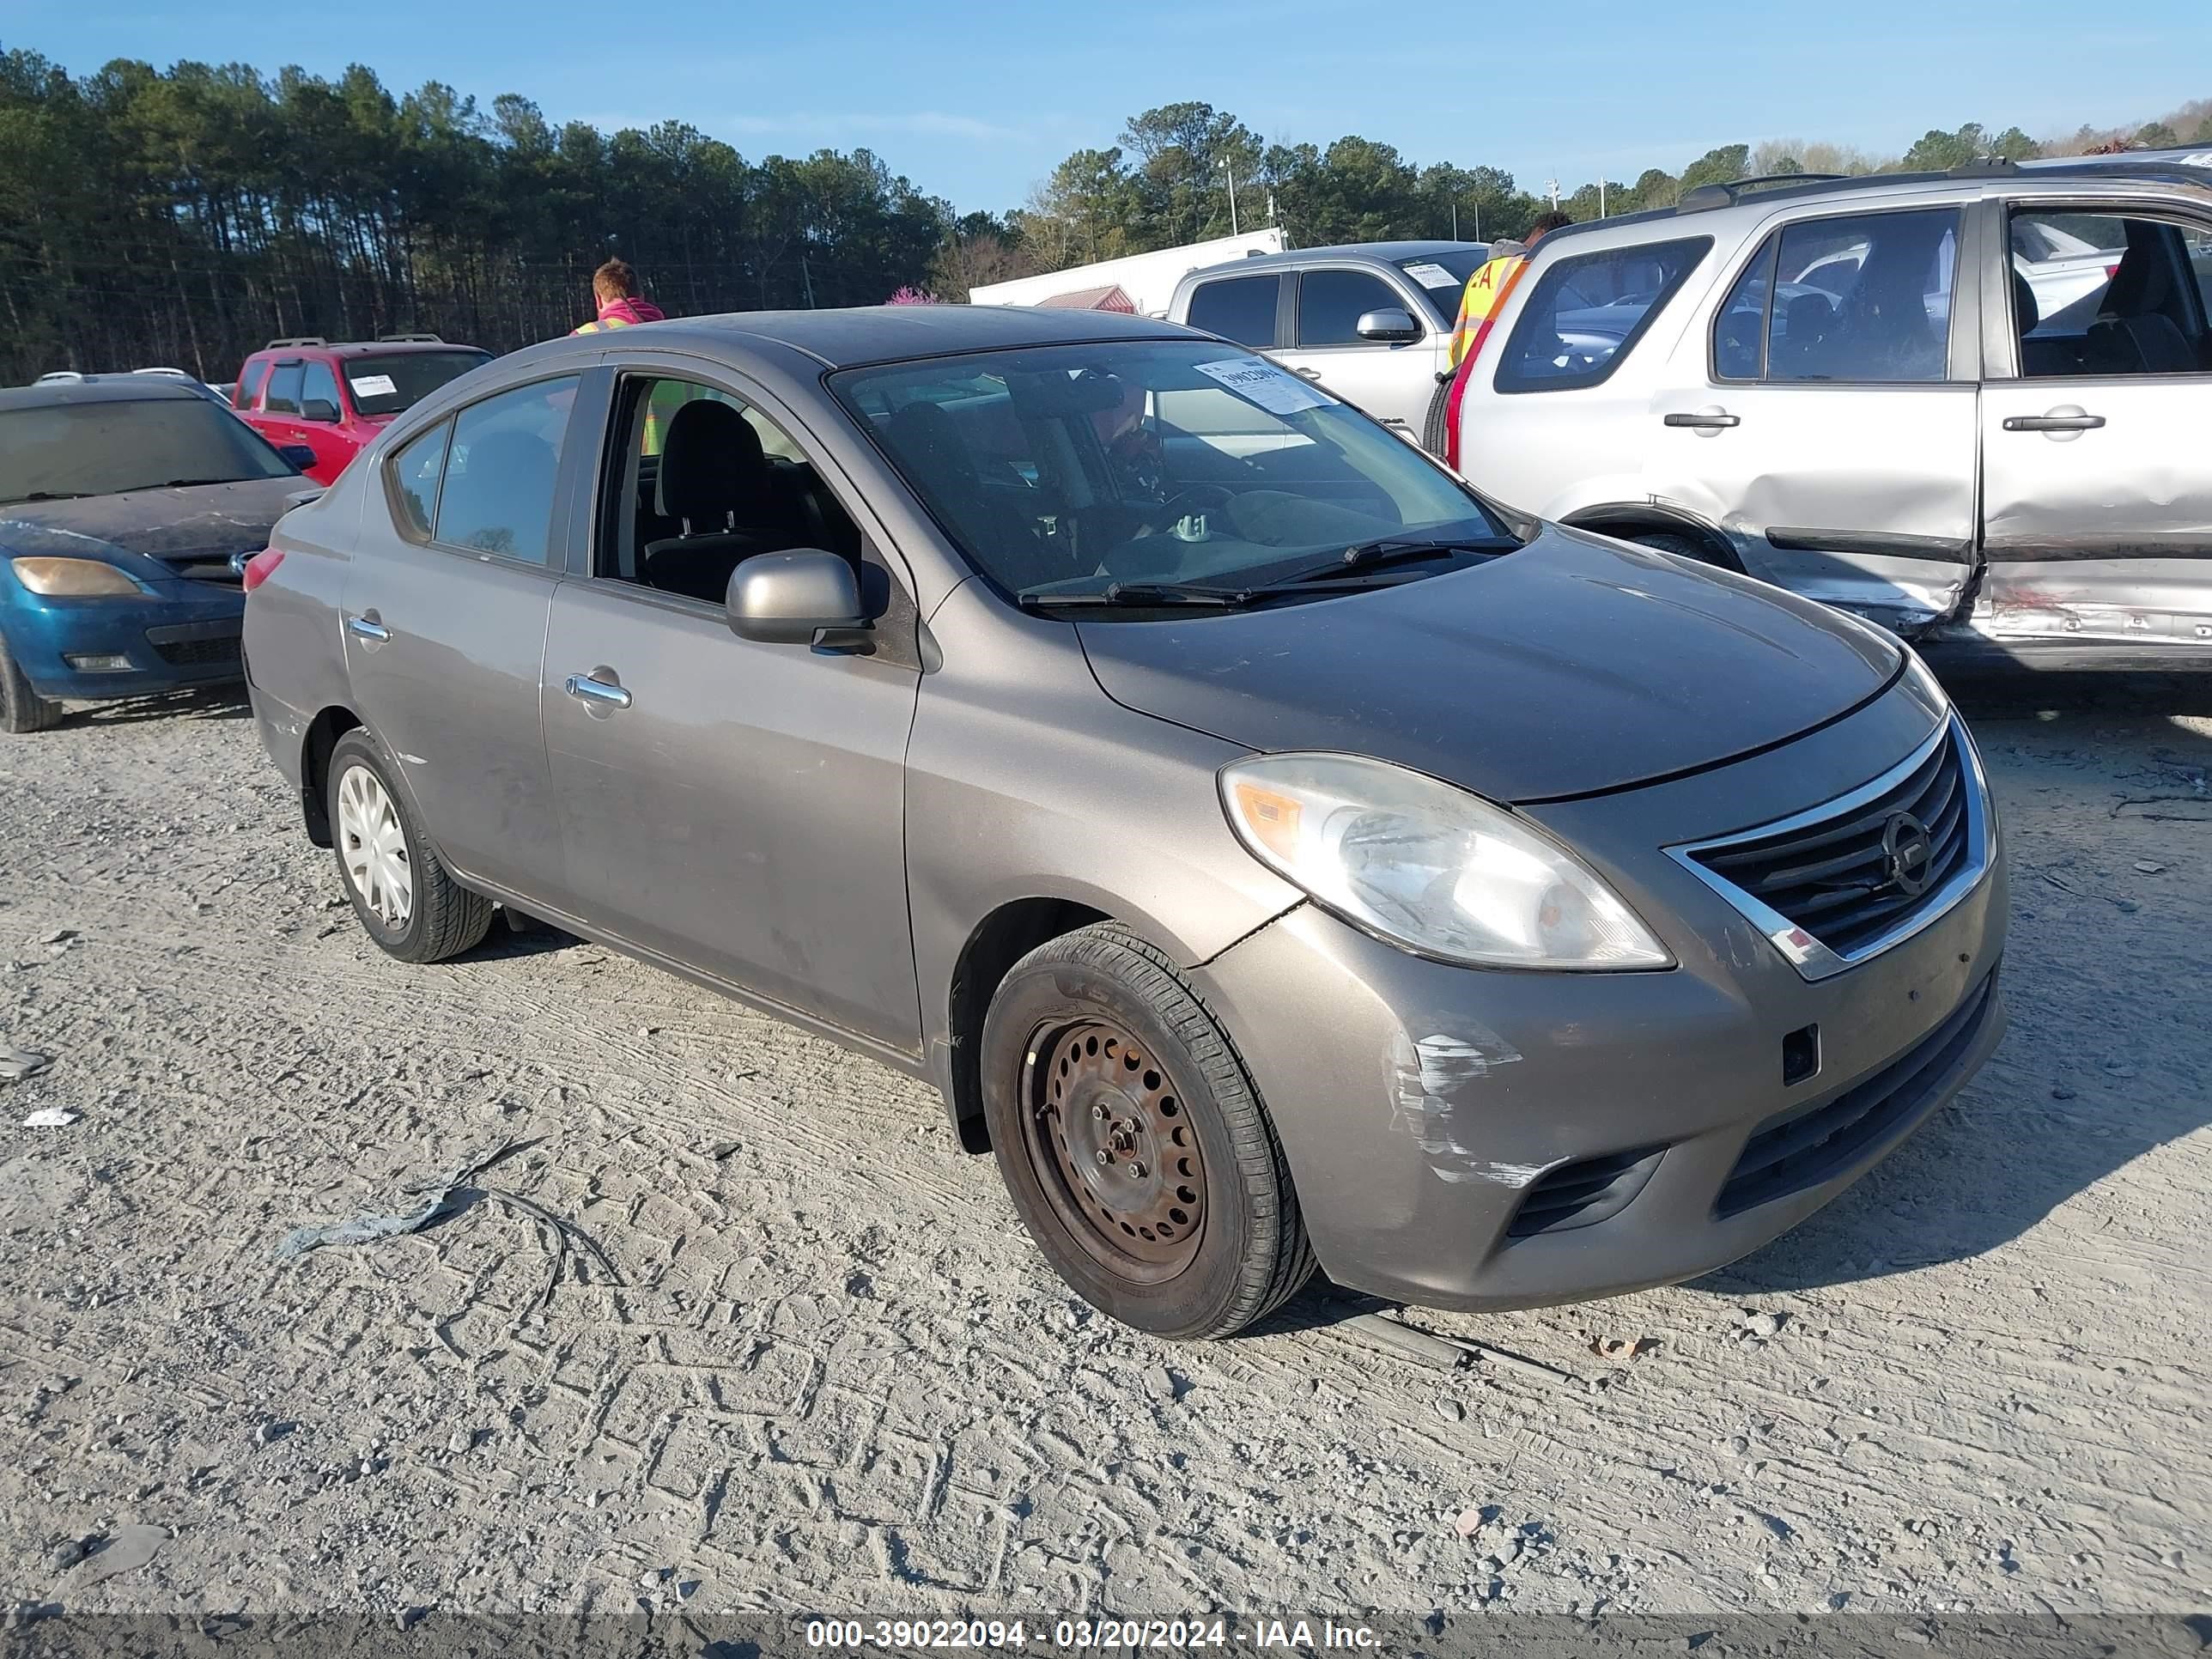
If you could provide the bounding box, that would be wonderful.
[244,477,362,779]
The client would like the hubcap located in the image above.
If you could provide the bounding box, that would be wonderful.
[336,763,413,929]
[1021,1019,1206,1277]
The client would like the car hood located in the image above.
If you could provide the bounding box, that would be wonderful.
[1075,526,1901,803]
[0,476,314,568]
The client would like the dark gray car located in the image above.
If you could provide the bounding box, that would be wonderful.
[242,305,2007,1340]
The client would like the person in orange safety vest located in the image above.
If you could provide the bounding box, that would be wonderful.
[1449,210,1571,368]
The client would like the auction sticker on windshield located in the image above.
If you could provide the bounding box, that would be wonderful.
[1401,261,1457,289]
[1194,357,1333,416]
[349,374,398,398]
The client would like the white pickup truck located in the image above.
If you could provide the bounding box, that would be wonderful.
[1163,240,1489,447]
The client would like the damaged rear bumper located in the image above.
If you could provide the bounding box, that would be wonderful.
[1188,704,2009,1315]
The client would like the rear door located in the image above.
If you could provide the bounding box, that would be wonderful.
[339,373,582,902]
[538,361,923,1051]
[1972,195,2212,653]
[1272,264,1445,434]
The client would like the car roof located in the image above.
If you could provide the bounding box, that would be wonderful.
[513,304,1198,371]
[1536,153,2212,250]
[1193,240,1488,275]
[0,377,204,410]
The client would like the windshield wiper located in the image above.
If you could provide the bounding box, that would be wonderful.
[136,477,250,489]
[1019,580,1250,611]
[1262,535,1520,588]
[0,491,88,505]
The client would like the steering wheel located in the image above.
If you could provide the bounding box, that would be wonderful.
[1139,483,1233,538]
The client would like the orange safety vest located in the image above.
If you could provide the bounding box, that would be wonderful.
[1449,253,1527,368]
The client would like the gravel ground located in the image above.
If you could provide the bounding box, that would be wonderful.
[0,674,2206,1626]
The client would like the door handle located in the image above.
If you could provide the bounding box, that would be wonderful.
[1290,366,1324,380]
[1663,410,1741,428]
[564,673,633,710]
[2002,412,2105,432]
[345,615,390,642]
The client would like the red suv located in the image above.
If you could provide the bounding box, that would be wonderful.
[234,335,492,483]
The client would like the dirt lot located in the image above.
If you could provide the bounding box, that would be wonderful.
[0,674,2206,1627]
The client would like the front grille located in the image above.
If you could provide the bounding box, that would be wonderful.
[1687,721,1977,963]
[1508,1146,1664,1237]
[1715,971,1998,1218]
[149,634,242,668]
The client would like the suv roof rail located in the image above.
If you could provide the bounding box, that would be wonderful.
[265,336,327,349]
[1679,173,1850,211]
[377,331,444,343]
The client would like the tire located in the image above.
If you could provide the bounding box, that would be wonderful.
[1626,527,1737,570]
[0,632,64,735]
[980,921,1315,1340]
[325,729,493,963]
[1419,375,1454,459]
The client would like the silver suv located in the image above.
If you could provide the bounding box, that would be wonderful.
[1166,241,1489,438]
[1447,151,2212,662]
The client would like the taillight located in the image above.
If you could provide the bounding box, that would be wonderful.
[2104,262,2121,278]
[1442,259,1534,473]
[241,548,285,593]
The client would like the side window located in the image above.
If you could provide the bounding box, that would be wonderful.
[388,419,451,539]
[433,375,579,565]
[264,363,303,415]
[600,374,860,600]
[235,361,270,410]
[1185,275,1281,348]
[301,362,342,420]
[2008,208,2211,378]
[1297,269,1416,346]
[1495,236,1711,393]
[1713,237,1780,380]
[1763,209,1959,384]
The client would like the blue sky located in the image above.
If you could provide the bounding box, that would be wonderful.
[9,0,2207,212]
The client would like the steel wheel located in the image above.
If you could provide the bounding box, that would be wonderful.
[1021,1018,1207,1282]
[336,762,413,929]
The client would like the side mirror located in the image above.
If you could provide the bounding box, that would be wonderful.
[301,398,340,423]
[1355,307,1422,343]
[277,443,318,471]
[727,550,872,648]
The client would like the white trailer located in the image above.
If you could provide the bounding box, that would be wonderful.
[968,230,1289,318]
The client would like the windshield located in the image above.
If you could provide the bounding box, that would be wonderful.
[1396,250,1488,323]
[0,398,296,503]
[831,339,1510,607]
[343,350,490,418]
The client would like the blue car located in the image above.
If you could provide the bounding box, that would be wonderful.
[0,377,320,733]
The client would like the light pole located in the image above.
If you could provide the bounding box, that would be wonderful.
[1220,157,1241,236]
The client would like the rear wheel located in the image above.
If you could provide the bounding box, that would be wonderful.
[0,634,64,735]
[981,922,1314,1340]
[1419,376,1454,459]
[326,730,493,963]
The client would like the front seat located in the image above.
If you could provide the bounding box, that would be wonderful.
[2086,313,2197,375]
[641,401,798,603]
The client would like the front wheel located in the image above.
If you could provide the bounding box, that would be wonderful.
[981,922,1314,1340]
[326,730,493,963]
[0,633,64,735]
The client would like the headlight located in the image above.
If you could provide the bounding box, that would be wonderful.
[1220,752,1672,970]
[10,556,145,598]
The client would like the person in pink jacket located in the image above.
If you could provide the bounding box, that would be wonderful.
[573,258,667,334]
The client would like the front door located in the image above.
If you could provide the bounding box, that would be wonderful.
[1271,264,1444,436]
[1663,204,1980,631]
[1972,199,2212,653]
[540,368,923,1051]
[340,374,582,900]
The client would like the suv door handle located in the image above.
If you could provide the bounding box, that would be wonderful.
[344,615,390,642]
[1289,366,1324,380]
[564,672,633,711]
[2002,410,2106,432]
[1663,410,1741,428]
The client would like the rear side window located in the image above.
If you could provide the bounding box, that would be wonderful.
[431,376,580,565]
[389,419,451,539]
[1720,209,1960,385]
[264,362,303,415]
[1186,275,1281,348]
[1297,269,1416,345]
[1494,237,1711,393]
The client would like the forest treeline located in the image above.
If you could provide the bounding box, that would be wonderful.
[1,43,2203,386]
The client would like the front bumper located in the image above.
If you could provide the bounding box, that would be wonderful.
[3,581,245,699]
[1189,694,2008,1314]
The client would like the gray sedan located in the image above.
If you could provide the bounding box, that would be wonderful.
[242,305,2006,1340]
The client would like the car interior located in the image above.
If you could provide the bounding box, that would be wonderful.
[601,378,863,603]
[2010,210,2212,378]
